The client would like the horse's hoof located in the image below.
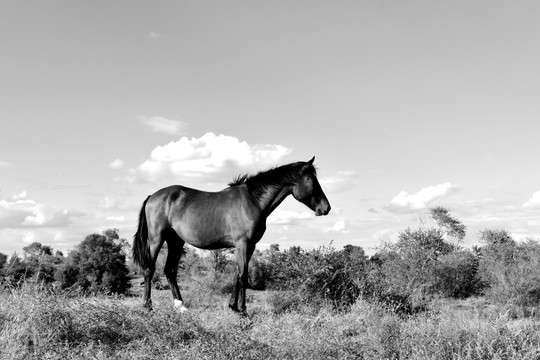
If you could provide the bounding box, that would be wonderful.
[229,305,249,317]
[174,299,188,312]
[143,299,153,311]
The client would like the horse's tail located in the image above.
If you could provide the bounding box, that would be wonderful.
[132,195,151,270]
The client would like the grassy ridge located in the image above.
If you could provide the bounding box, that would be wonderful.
[2,280,540,360]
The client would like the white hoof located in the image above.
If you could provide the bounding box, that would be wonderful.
[173,299,188,312]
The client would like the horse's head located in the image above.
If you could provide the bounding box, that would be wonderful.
[292,157,331,216]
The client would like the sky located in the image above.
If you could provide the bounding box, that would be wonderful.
[1,0,539,256]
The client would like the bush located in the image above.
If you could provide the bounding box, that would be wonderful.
[478,230,540,306]
[375,228,452,309]
[2,244,65,287]
[261,245,368,309]
[56,229,131,294]
[3,253,32,286]
[434,250,481,298]
[248,253,269,290]
[0,252,8,272]
[361,208,485,313]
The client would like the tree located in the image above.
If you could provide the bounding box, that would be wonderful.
[343,244,366,258]
[56,229,131,294]
[21,242,61,283]
[269,244,280,253]
[4,253,30,285]
[477,229,516,287]
[0,252,7,271]
[434,250,481,298]
[23,242,53,258]
[475,229,540,304]
[430,206,466,241]
[211,248,233,273]
[370,207,474,311]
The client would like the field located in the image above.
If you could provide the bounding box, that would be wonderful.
[2,275,540,360]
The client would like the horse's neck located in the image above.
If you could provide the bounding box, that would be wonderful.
[257,185,292,217]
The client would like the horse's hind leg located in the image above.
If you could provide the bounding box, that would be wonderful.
[143,239,162,310]
[164,229,187,312]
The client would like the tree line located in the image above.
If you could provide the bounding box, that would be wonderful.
[0,229,130,294]
[243,207,540,313]
[1,207,540,314]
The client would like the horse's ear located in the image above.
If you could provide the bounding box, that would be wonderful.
[301,156,315,173]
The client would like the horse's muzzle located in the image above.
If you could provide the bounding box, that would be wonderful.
[315,204,331,216]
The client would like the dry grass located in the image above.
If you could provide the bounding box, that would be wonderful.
[2,280,540,360]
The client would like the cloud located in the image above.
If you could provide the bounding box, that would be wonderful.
[390,182,459,209]
[0,192,82,229]
[320,170,358,194]
[10,191,28,201]
[325,219,350,234]
[139,116,188,136]
[268,209,313,225]
[524,190,540,207]
[109,159,124,169]
[0,161,12,168]
[106,216,126,222]
[123,132,291,184]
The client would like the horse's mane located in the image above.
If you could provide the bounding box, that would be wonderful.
[229,162,317,197]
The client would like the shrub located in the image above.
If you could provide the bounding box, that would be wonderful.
[434,250,482,298]
[478,231,540,306]
[56,229,131,294]
[360,257,418,314]
[3,253,32,285]
[375,228,451,309]
[367,234,481,311]
[0,252,7,271]
[248,253,269,290]
[261,245,367,309]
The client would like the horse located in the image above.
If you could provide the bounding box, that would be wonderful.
[132,156,331,314]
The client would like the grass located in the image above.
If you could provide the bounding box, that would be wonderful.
[2,278,540,359]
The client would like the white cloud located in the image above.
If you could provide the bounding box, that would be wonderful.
[106,216,126,222]
[109,159,124,169]
[10,191,27,201]
[325,219,350,234]
[268,209,313,225]
[320,170,357,194]
[390,182,459,209]
[0,192,82,229]
[22,206,71,227]
[139,116,188,136]
[524,190,540,207]
[0,161,12,168]
[125,132,291,184]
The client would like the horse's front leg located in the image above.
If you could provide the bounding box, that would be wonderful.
[229,266,240,312]
[229,241,254,314]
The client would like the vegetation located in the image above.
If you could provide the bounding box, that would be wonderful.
[2,208,540,359]
[1,229,130,295]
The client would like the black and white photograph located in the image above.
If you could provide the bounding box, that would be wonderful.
[1,1,540,358]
